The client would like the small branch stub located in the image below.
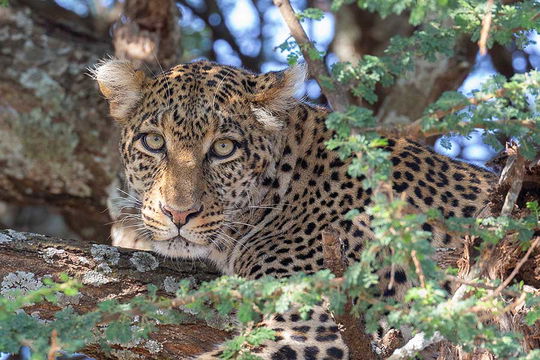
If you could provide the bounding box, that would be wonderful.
[500,146,526,217]
[321,228,377,360]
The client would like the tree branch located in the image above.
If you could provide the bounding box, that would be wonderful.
[478,0,495,56]
[362,88,526,140]
[375,35,477,128]
[177,0,264,71]
[272,0,351,112]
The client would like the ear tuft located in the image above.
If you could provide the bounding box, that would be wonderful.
[273,63,307,107]
[250,63,307,129]
[89,59,145,120]
[250,107,286,131]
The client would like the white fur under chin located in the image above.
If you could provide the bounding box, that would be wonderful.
[152,239,211,260]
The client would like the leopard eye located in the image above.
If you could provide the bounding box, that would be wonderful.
[141,133,165,152]
[211,139,236,158]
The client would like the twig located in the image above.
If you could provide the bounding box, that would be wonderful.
[47,329,59,360]
[321,228,376,360]
[477,291,527,322]
[410,250,426,288]
[444,275,520,298]
[272,0,350,112]
[478,0,495,56]
[362,88,509,140]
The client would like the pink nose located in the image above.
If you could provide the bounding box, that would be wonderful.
[160,204,202,227]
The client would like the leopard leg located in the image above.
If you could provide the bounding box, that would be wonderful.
[195,306,348,360]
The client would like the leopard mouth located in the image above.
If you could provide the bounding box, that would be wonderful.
[163,234,207,246]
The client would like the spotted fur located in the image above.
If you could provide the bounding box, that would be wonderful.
[94,60,496,359]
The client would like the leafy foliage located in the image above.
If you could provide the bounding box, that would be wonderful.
[296,8,325,21]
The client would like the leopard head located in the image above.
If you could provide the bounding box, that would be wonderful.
[93,59,305,263]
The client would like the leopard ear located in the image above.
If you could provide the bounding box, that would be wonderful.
[90,59,146,120]
[249,64,307,130]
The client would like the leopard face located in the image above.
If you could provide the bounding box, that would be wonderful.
[94,60,305,262]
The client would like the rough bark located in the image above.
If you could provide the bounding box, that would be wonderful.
[0,4,118,242]
[375,37,478,132]
[489,43,515,79]
[332,5,412,63]
[0,229,229,359]
[113,0,182,72]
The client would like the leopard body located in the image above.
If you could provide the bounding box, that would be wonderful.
[94,60,495,359]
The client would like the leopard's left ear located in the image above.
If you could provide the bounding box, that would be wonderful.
[249,64,307,130]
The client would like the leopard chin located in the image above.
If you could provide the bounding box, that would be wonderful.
[151,236,212,260]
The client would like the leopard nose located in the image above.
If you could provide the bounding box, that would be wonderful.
[160,203,202,228]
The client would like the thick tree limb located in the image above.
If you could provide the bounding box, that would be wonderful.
[113,0,182,72]
[0,5,118,242]
[375,36,477,131]
[16,0,114,41]
[331,5,412,64]
[0,229,227,359]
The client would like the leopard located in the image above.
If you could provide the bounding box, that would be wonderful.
[92,59,496,359]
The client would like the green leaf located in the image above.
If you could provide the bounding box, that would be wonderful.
[237,303,256,323]
[296,8,325,21]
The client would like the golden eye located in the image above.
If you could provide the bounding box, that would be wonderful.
[211,139,236,158]
[142,133,165,152]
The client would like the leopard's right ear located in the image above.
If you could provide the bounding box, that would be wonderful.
[90,59,146,120]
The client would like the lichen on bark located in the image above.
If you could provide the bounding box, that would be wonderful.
[0,5,119,240]
[0,229,229,359]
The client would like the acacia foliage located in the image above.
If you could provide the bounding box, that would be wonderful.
[1,0,540,359]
